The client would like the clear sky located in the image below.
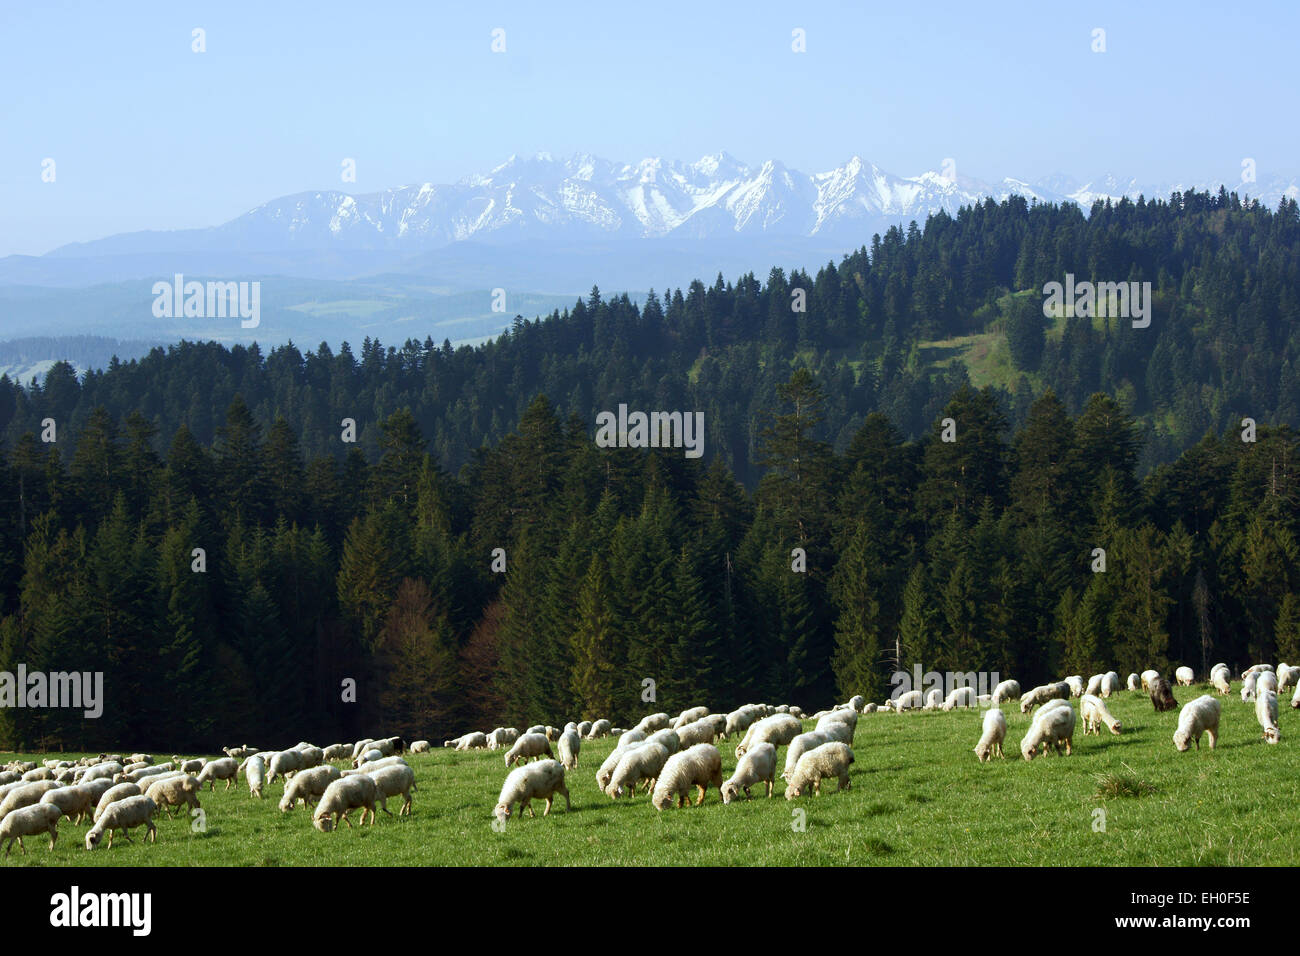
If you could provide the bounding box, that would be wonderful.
[2,0,1296,256]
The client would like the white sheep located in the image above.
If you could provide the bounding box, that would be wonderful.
[942,686,977,711]
[1212,669,1232,695]
[455,732,489,751]
[722,706,761,738]
[341,755,408,777]
[1256,689,1280,744]
[504,733,554,768]
[1099,671,1121,697]
[94,782,141,822]
[313,775,377,831]
[783,731,831,779]
[196,757,239,791]
[278,765,343,811]
[1241,672,1258,702]
[1140,669,1159,691]
[1080,694,1122,735]
[173,756,206,776]
[1276,663,1300,691]
[735,713,802,757]
[1173,695,1221,751]
[558,729,581,770]
[784,742,854,798]
[894,690,923,712]
[721,742,777,803]
[651,744,723,810]
[1258,671,1279,695]
[1018,683,1059,714]
[244,755,267,799]
[596,741,642,792]
[1,803,63,856]
[814,719,853,747]
[0,780,61,823]
[267,750,304,784]
[1241,664,1273,679]
[144,775,202,818]
[1064,676,1084,697]
[1126,673,1140,692]
[1175,665,1194,686]
[974,707,1007,762]
[606,743,671,799]
[494,760,570,822]
[1020,702,1076,760]
[586,719,613,739]
[672,706,710,729]
[367,763,417,816]
[645,728,681,755]
[674,719,717,749]
[354,748,384,768]
[991,680,1021,704]
[923,688,943,710]
[1084,674,1104,697]
[126,753,153,766]
[633,713,671,736]
[39,784,97,825]
[85,796,157,850]
[845,695,867,712]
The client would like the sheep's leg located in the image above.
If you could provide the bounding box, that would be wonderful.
[543,796,553,817]
[525,799,535,818]
[1064,737,1073,756]
[341,811,354,829]
[16,835,25,855]
[48,828,57,851]
[2,838,10,858]
[1207,729,1217,749]
[694,783,706,806]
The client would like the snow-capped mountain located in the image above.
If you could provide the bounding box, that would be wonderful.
[40,153,1300,262]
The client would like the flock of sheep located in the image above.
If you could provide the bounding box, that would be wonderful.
[1,658,1292,855]
[0,734,424,857]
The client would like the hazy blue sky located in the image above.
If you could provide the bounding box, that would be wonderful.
[3,0,1296,256]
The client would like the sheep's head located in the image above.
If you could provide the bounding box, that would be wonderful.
[974,743,990,763]
[784,783,802,800]
[720,782,739,804]
[84,829,102,850]
[1264,727,1280,745]
[493,804,511,823]
[1173,729,1191,752]
[1108,720,1123,736]
[313,812,334,832]
[1020,740,1038,762]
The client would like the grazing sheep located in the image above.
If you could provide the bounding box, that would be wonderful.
[894,690,923,712]
[675,719,718,749]
[923,688,943,710]
[320,743,352,762]
[633,713,671,736]
[80,761,123,783]
[0,780,62,823]
[617,729,646,748]
[456,732,490,751]
[1173,695,1221,751]
[1141,669,1161,692]
[721,742,778,803]
[1019,683,1059,714]
[173,757,206,776]
[736,714,803,758]
[672,706,711,729]
[341,756,409,777]
[1258,671,1279,695]
[223,745,259,760]
[354,749,384,769]
[144,775,202,818]
[558,730,581,770]
[126,754,153,766]
[1020,702,1076,760]
[313,775,378,831]
[94,783,141,822]
[1241,672,1258,702]
[723,706,762,739]
[1256,690,1281,744]
[942,686,977,711]
[22,767,54,782]
[245,756,266,798]
[1080,694,1122,736]
[1277,663,1300,691]
[607,743,671,799]
[992,680,1021,704]
[1,803,63,856]
[267,750,304,784]
[596,741,643,791]
[196,757,239,792]
[1100,672,1121,697]
[39,784,97,825]
[1126,673,1141,692]
[1175,666,1194,686]
[1241,664,1273,680]
[974,708,1007,762]
[783,732,831,779]
[1150,676,1178,712]
[278,765,343,811]
[576,721,593,738]
[367,763,417,816]
[645,728,681,755]
[652,744,724,810]
[494,761,570,822]
[85,796,157,850]
[845,695,867,713]
[1084,674,1104,697]
[1212,669,1232,695]
[504,733,554,768]
[586,719,613,739]
[1064,676,1084,697]
[784,742,854,798]
[294,745,325,769]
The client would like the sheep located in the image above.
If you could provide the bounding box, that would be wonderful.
[1,803,63,856]
[645,728,681,755]
[294,745,325,769]
[409,740,431,754]
[1020,702,1076,760]
[494,760,570,822]
[672,706,710,729]
[845,695,867,713]
[79,778,117,806]
[1149,676,1178,713]
[1019,683,1061,714]
[576,721,593,738]
[544,727,563,742]
[721,742,778,803]
[22,767,54,782]
[1064,676,1084,697]
[942,686,977,711]
[893,689,923,712]
[80,761,123,783]
[0,771,18,786]
[1241,672,1259,702]
[313,775,378,831]
[1277,663,1300,691]
[722,706,761,739]
[991,680,1021,704]
[784,742,854,798]
[222,745,259,760]
[144,775,202,818]
[1084,674,1104,697]
[455,732,489,751]
[1293,682,1300,710]
[504,733,554,768]
[267,750,304,784]
[94,783,142,822]
[862,703,878,713]
[0,780,61,822]
[173,757,206,776]
[597,741,643,791]
[783,732,831,779]
[606,743,671,799]
[1127,673,1140,692]
[817,707,859,737]
[367,763,417,816]
[126,753,153,766]
[85,796,157,850]
[341,756,409,777]
[651,744,724,810]
[675,719,718,749]
[923,688,943,711]
[1256,690,1281,744]
[39,784,97,825]
[973,708,1007,762]
[1212,669,1232,695]
[1080,694,1122,736]
[586,719,613,739]
[318,743,351,763]
[278,765,343,812]
[1258,671,1279,695]
[244,756,266,798]
[1173,695,1221,751]
[617,729,646,748]
[354,749,384,768]
[1241,663,1273,679]
[553,729,581,771]
[351,739,376,759]
[1175,666,1194,686]
[702,714,728,739]
[633,713,671,736]
[735,714,803,758]
[195,757,239,792]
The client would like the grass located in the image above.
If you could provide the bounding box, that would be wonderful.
[3,683,1293,867]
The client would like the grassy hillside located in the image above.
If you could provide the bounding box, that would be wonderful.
[3,685,1292,867]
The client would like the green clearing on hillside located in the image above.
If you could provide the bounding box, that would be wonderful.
[3,687,1294,867]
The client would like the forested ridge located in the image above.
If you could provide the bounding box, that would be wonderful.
[0,189,1298,750]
